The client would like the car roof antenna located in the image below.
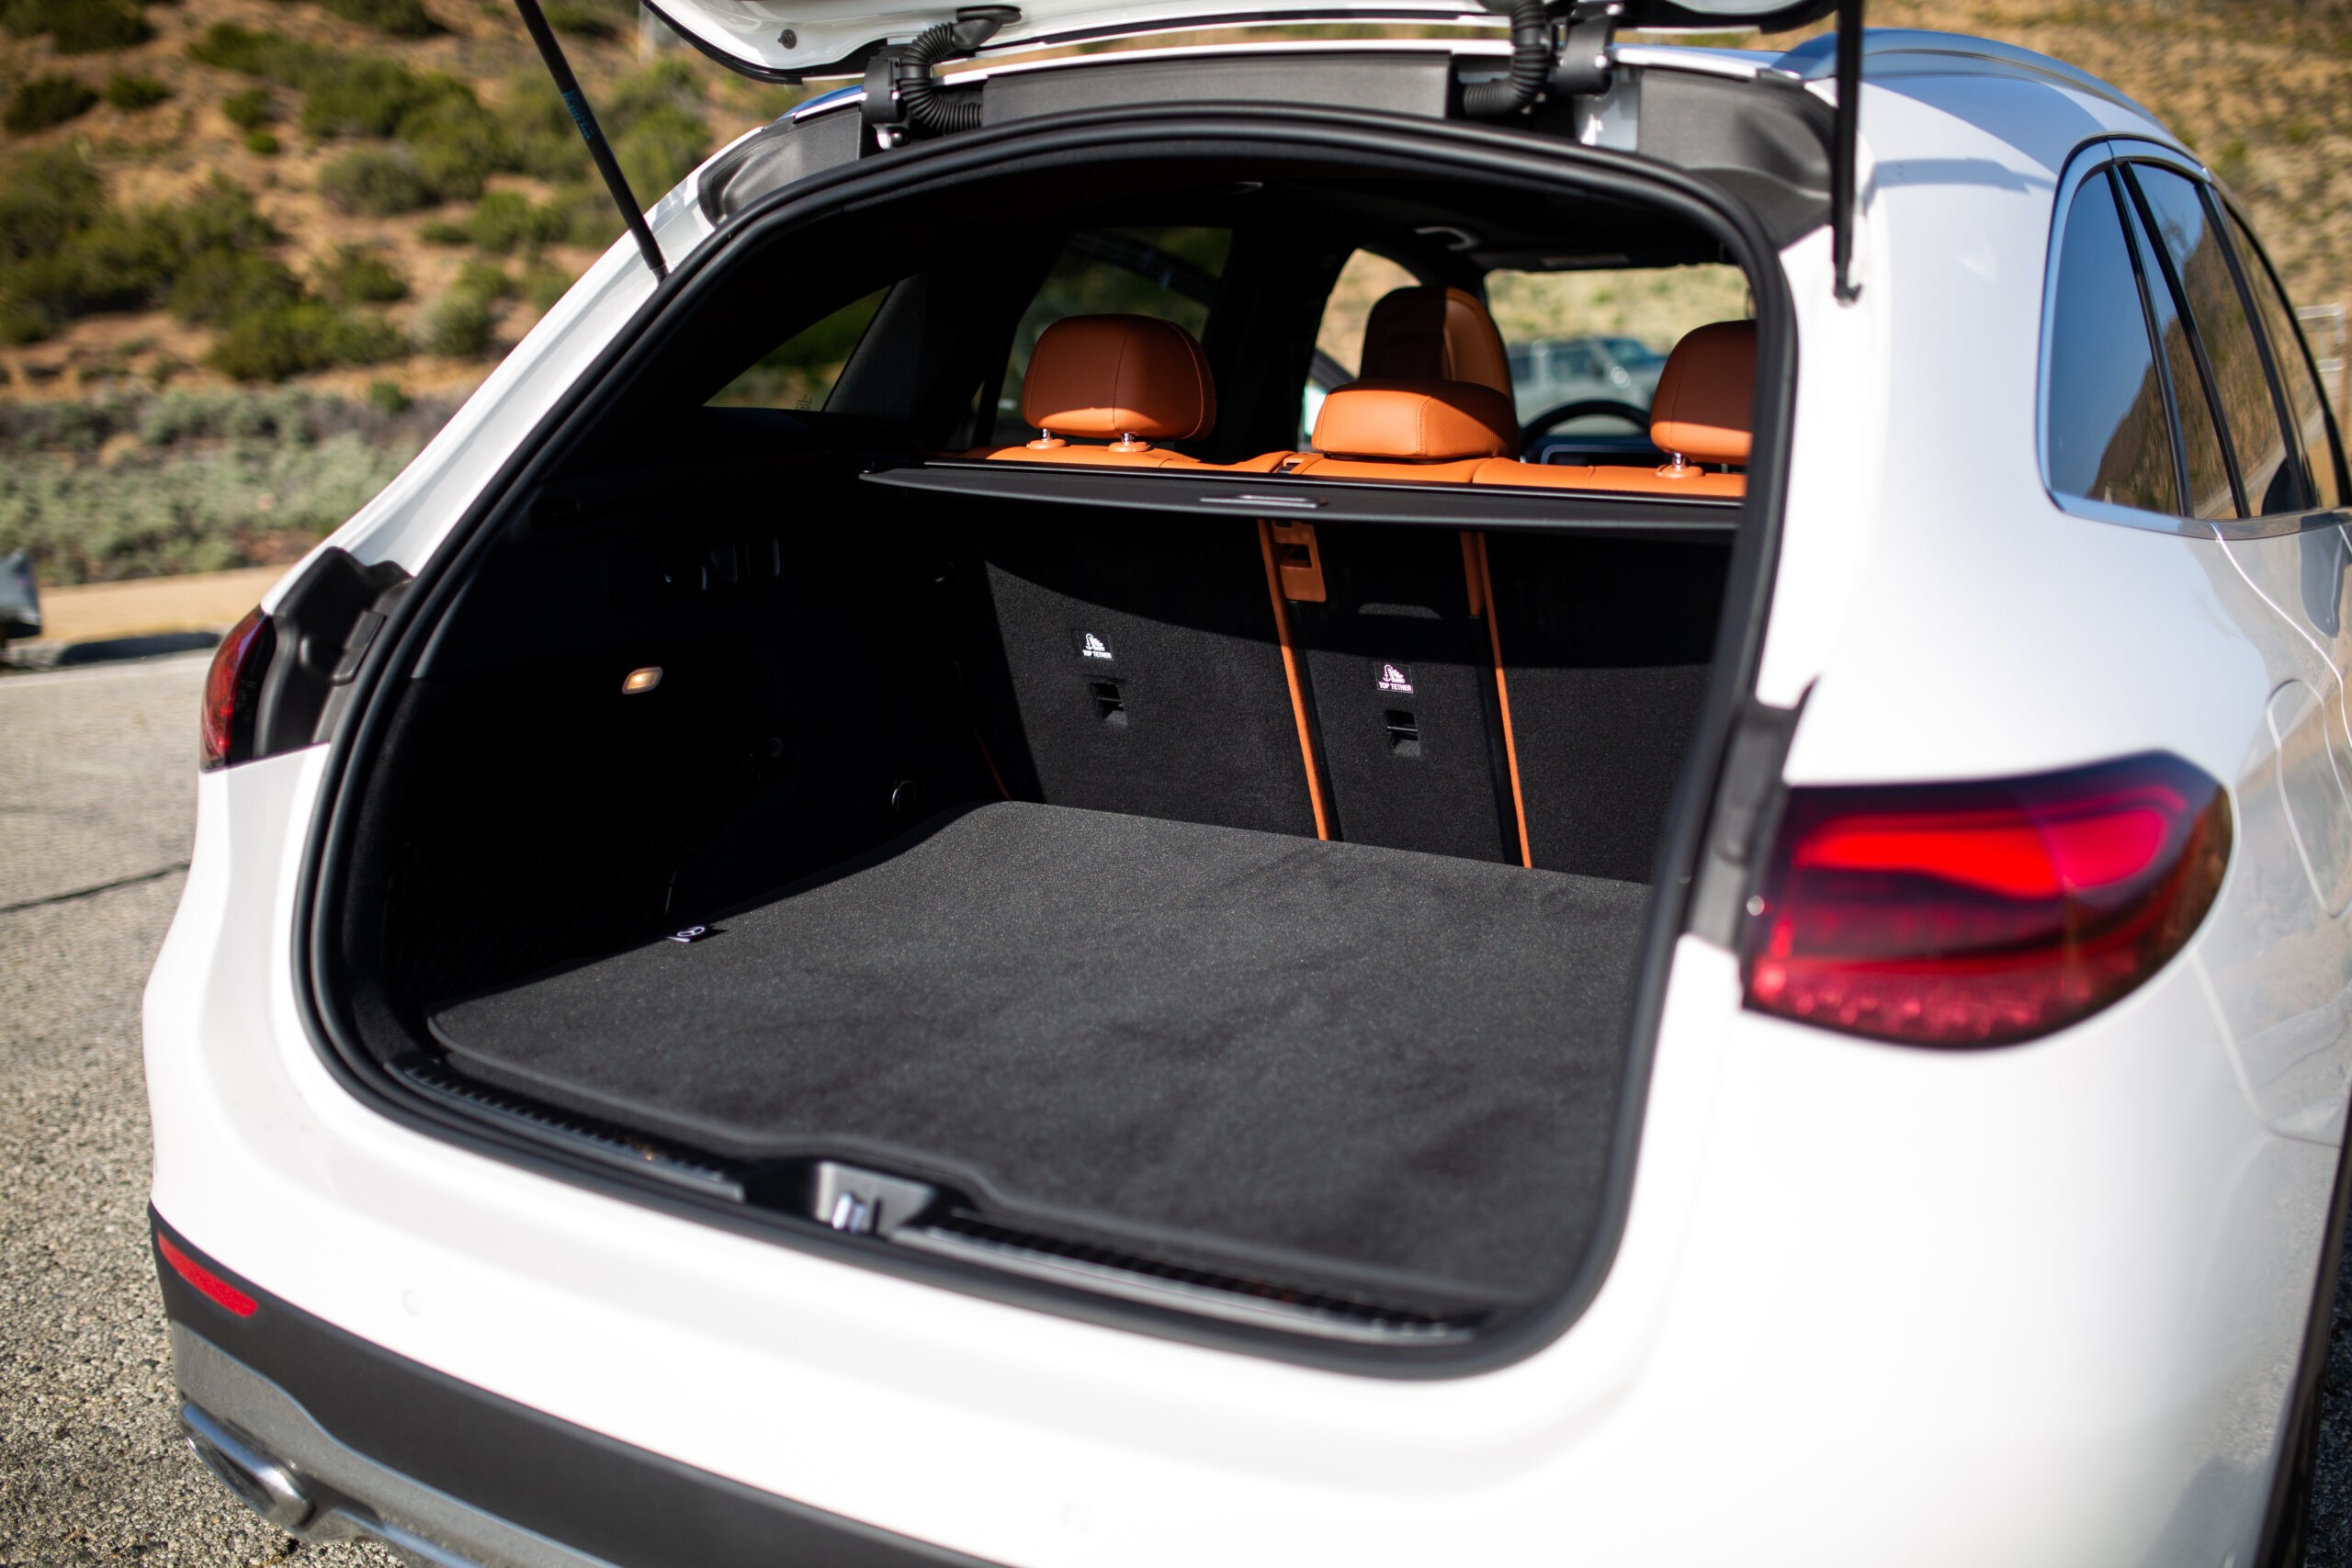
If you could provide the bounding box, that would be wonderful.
[1831,0,1862,303]
[512,0,667,279]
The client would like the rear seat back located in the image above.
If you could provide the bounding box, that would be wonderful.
[1281,524,1519,862]
[953,507,1324,840]
[1474,320,1755,494]
[1481,532,1728,880]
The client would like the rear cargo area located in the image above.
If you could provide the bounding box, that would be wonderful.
[431,799,1648,1300]
[341,425,1731,1325]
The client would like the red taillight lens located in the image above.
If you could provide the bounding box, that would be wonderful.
[199,607,274,772]
[156,1233,258,1318]
[1741,754,2232,1046]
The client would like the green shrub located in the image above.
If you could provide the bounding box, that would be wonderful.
[0,149,107,263]
[417,217,467,244]
[166,250,301,325]
[544,182,619,248]
[185,23,333,81]
[317,0,439,37]
[413,289,492,356]
[450,258,511,302]
[207,299,403,380]
[221,85,274,129]
[103,73,171,110]
[0,171,279,342]
[6,76,99,134]
[364,376,407,413]
[604,61,709,197]
[316,244,406,303]
[5,0,153,51]
[501,73,589,182]
[243,127,280,154]
[459,188,560,253]
[46,0,151,51]
[542,0,626,37]
[401,96,503,200]
[318,146,428,215]
[521,260,571,310]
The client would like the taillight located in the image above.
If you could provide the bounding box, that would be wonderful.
[1741,754,2231,1046]
[199,607,275,772]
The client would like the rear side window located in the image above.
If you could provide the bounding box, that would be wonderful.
[2044,169,2177,514]
[2224,210,2345,511]
[2131,164,2307,516]
[993,227,1230,438]
[709,289,888,410]
[2117,174,2237,521]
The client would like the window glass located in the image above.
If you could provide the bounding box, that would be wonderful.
[994,227,1230,439]
[2132,164,2305,515]
[2120,178,2238,521]
[1486,264,1750,433]
[708,289,888,410]
[2044,170,2177,514]
[1304,250,1418,438]
[2226,210,2343,511]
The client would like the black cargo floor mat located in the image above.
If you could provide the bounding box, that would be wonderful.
[429,802,1649,1303]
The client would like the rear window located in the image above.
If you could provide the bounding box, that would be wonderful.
[2044,169,2177,515]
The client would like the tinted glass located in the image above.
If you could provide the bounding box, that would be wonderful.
[2120,177,2237,520]
[997,227,1229,437]
[709,288,886,410]
[2133,164,2305,515]
[2227,210,2344,510]
[2044,170,2176,514]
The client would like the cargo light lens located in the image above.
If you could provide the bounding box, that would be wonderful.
[157,1234,258,1318]
[1741,753,2232,1046]
[199,607,274,772]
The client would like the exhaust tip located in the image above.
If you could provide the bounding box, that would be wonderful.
[180,1402,312,1531]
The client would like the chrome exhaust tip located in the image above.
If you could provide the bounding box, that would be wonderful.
[180,1402,313,1531]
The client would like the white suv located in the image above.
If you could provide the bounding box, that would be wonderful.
[147,4,2352,1563]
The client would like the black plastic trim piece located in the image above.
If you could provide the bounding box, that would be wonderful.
[252,548,411,763]
[292,102,1800,1379]
[864,458,1742,536]
[150,1213,1002,1568]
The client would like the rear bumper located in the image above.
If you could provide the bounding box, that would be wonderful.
[155,1216,994,1568]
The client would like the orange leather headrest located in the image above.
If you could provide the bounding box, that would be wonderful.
[1312,379,1517,461]
[1649,321,1756,466]
[1360,286,1512,399]
[1020,314,1216,442]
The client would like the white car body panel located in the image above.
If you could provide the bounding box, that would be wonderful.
[145,33,2352,1567]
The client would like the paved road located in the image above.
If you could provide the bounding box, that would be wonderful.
[6,649,2352,1564]
[0,653,389,1566]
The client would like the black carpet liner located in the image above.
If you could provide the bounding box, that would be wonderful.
[431,803,1648,1303]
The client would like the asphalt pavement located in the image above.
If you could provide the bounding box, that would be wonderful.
[0,652,390,1566]
[5,648,2352,1564]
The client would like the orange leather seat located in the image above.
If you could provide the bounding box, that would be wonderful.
[978,313,1290,471]
[1286,379,1517,482]
[1475,320,1754,497]
[1358,285,1514,398]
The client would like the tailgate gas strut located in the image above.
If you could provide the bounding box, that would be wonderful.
[1831,0,1862,301]
[512,0,667,278]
